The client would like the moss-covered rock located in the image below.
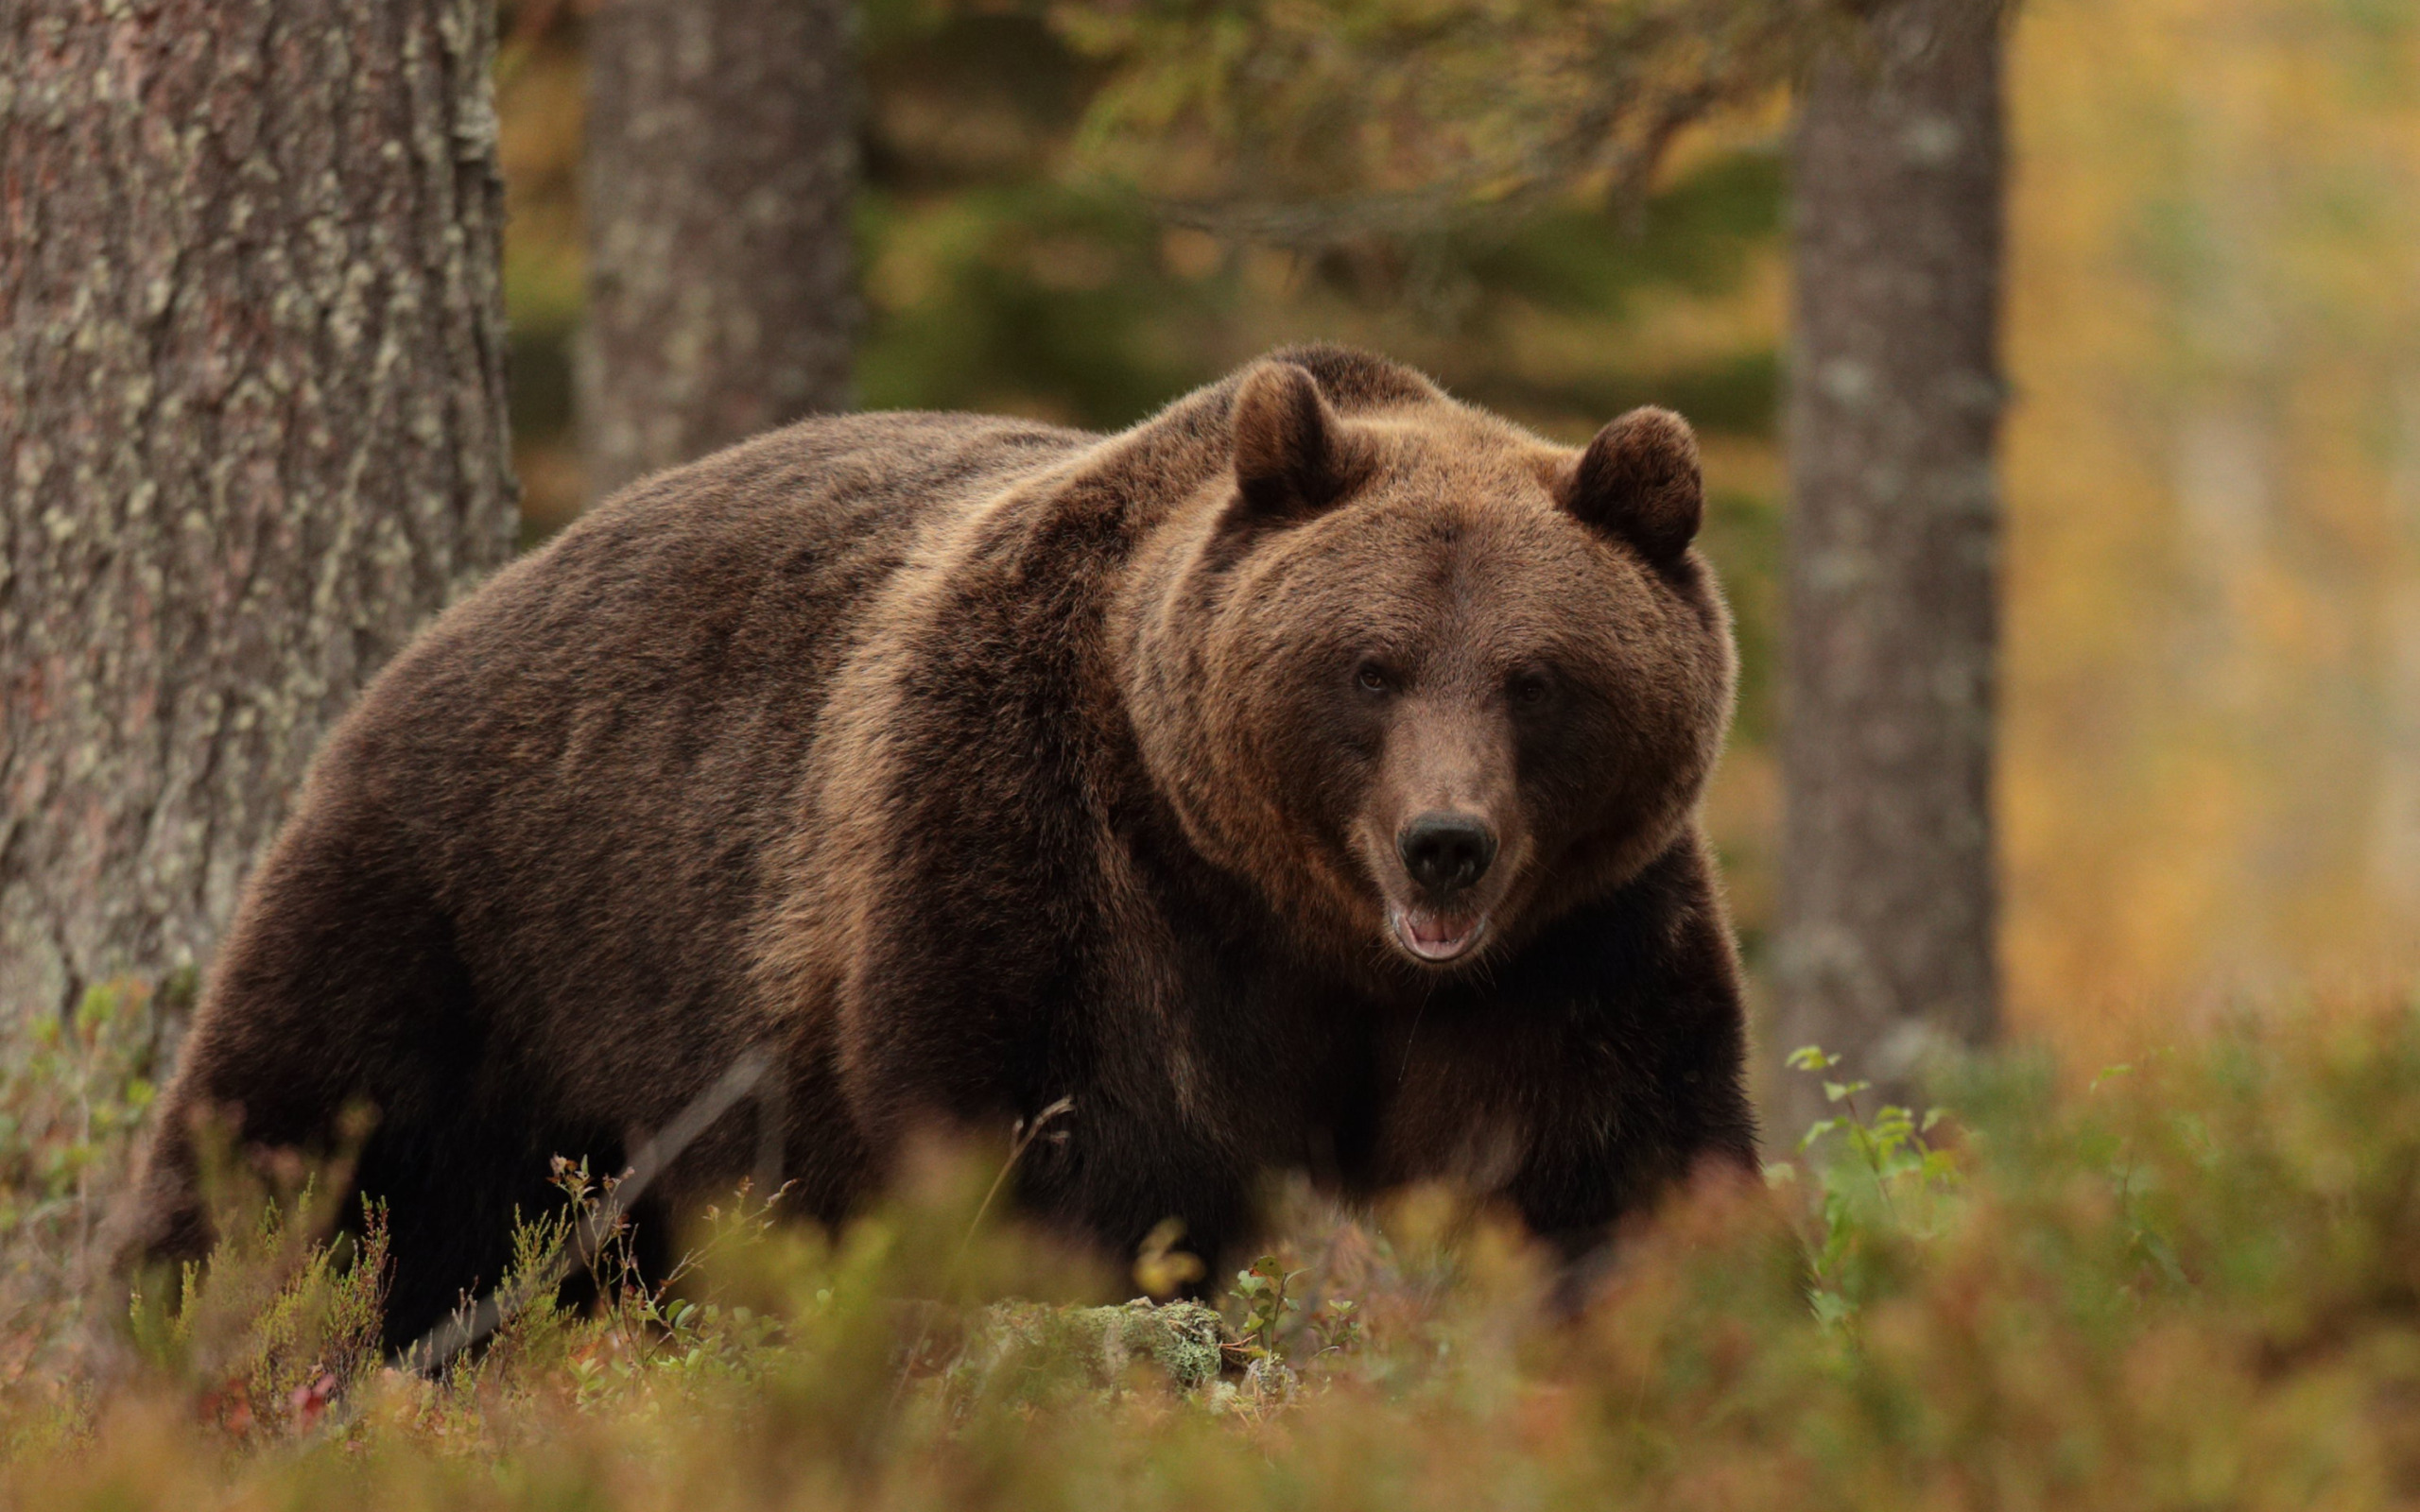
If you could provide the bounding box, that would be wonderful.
[953,1297,1228,1400]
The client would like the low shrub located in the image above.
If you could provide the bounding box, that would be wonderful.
[12,991,2420,1509]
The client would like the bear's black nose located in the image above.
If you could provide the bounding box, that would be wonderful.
[1397,812,1498,897]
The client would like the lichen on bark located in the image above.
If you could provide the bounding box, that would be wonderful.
[0,0,517,1027]
[1772,0,2008,1133]
[579,0,857,502]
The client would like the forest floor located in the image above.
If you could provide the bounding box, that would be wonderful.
[7,982,2420,1510]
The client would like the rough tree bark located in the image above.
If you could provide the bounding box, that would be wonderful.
[1772,0,2007,1136]
[1,0,516,1026]
[579,0,857,501]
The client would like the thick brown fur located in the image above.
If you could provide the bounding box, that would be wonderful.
[118,346,1756,1345]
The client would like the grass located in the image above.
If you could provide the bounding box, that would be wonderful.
[11,981,2420,1508]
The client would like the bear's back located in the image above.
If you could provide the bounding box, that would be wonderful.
[288,411,1093,1117]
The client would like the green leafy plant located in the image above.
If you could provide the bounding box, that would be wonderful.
[1777,1043,1965,1330]
[1231,1254,1302,1363]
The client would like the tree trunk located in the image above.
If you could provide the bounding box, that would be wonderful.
[1,0,516,1027]
[579,0,857,501]
[1772,0,2007,1138]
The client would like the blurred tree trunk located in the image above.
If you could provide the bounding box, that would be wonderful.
[0,0,516,1028]
[579,0,858,501]
[1772,0,2008,1137]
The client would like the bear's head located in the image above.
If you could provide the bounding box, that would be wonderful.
[1127,354,1736,978]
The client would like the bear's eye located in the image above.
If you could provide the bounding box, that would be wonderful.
[1512,669,1554,706]
[1354,661,1394,696]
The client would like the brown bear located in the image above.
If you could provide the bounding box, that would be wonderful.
[120,345,1755,1346]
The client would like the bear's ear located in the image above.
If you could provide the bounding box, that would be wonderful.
[1563,406,1703,563]
[1231,361,1364,524]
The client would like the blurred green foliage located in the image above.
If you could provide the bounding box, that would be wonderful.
[495,0,1787,464]
[852,0,1787,436]
[1046,0,1817,229]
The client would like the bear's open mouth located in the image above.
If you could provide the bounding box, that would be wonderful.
[1391,903,1487,964]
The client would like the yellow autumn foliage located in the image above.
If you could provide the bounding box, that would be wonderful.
[2003,0,2420,1056]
